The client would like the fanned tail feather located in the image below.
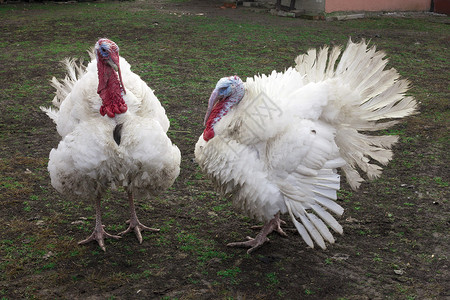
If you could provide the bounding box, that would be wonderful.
[52,58,87,106]
[39,106,59,123]
[295,39,418,189]
[40,57,87,120]
[279,169,344,249]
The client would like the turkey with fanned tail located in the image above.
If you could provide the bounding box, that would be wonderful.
[195,39,417,253]
[41,38,181,251]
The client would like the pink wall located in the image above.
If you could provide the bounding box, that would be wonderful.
[325,0,431,13]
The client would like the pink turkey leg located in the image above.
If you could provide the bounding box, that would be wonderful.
[78,194,121,251]
[118,191,159,243]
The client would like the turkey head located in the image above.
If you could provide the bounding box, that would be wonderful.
[203,76,245,141]
[95,38,128,118]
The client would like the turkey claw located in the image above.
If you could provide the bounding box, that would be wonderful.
[118,219,159,244]
[227,235,270,254]
[228,213,286,254]
[78,225,121,251]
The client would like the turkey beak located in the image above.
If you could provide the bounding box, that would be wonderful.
[204,89,221,126]
[107,55,126,95]
[107,56,118,72]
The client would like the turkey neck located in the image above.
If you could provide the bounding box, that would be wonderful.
[97,59,128,118]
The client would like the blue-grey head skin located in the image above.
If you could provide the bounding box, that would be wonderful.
[203,76,245,126]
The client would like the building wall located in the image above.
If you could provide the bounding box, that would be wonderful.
[296,0,325,13]
[279,0,325,13]
[434,0,450,14]
[325,0,431,13]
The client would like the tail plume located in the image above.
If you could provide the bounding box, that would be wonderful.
[40,58,87,121]
[50,58,87,108]
[295,39,418,189]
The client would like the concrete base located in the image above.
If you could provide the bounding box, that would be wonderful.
[270,8,325,19]
[326,13,365,20]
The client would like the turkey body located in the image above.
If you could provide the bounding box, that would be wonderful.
[48,56,179,199]
[195,40,417,253]
[42,39,181,251]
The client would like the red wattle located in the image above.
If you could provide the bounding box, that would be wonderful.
[203,128,215,141]
[202,99,229,141]
[97,57,127,118]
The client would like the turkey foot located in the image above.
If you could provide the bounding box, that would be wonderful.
[118,192,159,244]
[78,195,120,251]
[78,224,121,252]
[227,213,287,254]
[250,218,286,230]
[118,218,159,244]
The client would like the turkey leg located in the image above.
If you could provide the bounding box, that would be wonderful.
[78,194,121,251]
[118,191,160,243]
[227,212,287,254]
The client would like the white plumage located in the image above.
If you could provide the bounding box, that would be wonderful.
[41,39,180,251]
[195,40,417,253]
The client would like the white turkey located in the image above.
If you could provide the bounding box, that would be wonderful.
[41,38,181,251]
[195,39,417,253]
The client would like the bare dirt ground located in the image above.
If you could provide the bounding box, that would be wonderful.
[0,0,449,299]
